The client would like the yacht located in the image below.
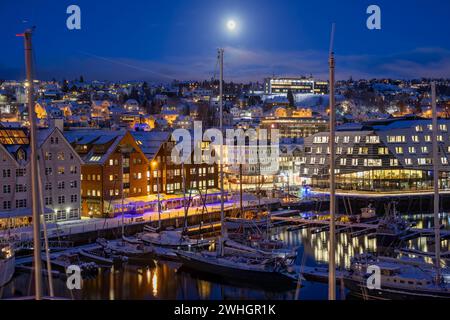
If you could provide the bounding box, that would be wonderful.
[138,229,210,250]
[0,244,15,287]
[345,254,450,299]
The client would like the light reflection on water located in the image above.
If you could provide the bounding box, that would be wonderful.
[1,213,448,300]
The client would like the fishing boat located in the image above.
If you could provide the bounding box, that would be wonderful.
[344,254,450,299]
[122,235,179,261]
[0,244,15,287]
[350,204,377,223]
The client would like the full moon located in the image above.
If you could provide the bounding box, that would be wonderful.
[227,20,236,31]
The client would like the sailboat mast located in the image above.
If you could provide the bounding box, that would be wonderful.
[328,23,336,301]
[23,28,43,300]
[431,81,441,281]
[219,48,226,255]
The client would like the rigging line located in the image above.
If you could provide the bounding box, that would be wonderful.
[77,51,175,80]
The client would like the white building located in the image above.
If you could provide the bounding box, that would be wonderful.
[0,125,83,229]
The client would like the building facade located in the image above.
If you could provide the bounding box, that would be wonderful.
[264,77,328,95]
[301,117,450,193]
[0,126,82,229]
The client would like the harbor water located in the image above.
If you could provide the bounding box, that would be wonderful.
[1,213,449,300]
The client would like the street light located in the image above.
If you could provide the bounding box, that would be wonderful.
[152,160,162,230]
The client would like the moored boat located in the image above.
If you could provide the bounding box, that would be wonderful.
[0,244,15,287]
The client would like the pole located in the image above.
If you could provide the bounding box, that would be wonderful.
[431,82,441,281]
[23,29,43,300]
[157,165,161,230]
[239,163,243,218]
[328,23,336,301]
[182,161,188,233]
[219,48,226,255]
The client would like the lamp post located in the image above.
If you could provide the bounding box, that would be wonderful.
[152,160,162,230]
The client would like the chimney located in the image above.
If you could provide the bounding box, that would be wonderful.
[49,117,64,132]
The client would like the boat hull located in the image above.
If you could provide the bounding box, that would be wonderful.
[344,278,450,300]
[177,252,297,290]
[0,256,15,287]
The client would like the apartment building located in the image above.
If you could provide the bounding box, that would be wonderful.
[0,125,82,229]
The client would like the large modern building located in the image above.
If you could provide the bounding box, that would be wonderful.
[301,116,450,193]
[264,77,328,95]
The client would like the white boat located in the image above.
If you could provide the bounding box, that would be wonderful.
[0,244,15,287]
[224,216,270,231]
[138,230,210,249]
[96,238,155,266]
[345,254,450,299]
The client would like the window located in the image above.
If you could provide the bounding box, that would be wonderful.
[45,182,52,191]
[69,208,79,219]
[3,201,11,210]
[15,184,26,193]
[390,159,399,166]
[109,175,114,181]
[71,195,78,203]
[70,165,77,174]
[56,210,66,220]
[89,155,101,162]
[343,136,350,143]
[405,158,412,165]
[415,125,423,132]
[439,124,447,132]
[387,136,406,143]
[109,159,114,166]
[358,147,368,155]
[3,169,11,178]
[354,136,361,143]
[336,147,343,154]
[441,157,448,165]
[70,180,77,188]
[3,185,11,194]
[421,146,429,154]
[16,168,26,177]
[395,147,403,154]
[412,135,419,143]
[424,135,431,142]
[366,136,380,144]
[339,158,347,166]
[364,159,382,167]
[408,147,416,154]
[378,147,388,155]
[316,147,323,154]
[45,167,53,175]
[45,197,52,205]
[418,158,432,165]
[45,152,52,160]
[58,196,65,204]
[347,147,353,154]
[16,199,27,208]
[352,159,359,166]
[57,181,65,190]
[57,152,65,160]
[313,136,328,144]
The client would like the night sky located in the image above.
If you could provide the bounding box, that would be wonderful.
[1,0,450,82]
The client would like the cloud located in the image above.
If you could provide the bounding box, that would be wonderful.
[3,47,449,82]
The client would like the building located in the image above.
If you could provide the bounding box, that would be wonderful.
[301,117,450,193]
[0,125,83,229]
[260,111,328,141]
[264,77,328,95]
[64,129,149,217]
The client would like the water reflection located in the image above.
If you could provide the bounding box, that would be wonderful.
[1,212,448,300]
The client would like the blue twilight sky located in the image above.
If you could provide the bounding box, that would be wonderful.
[0,0,450,82]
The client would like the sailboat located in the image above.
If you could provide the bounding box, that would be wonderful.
[176,49,299,290]
[344,82,450,300]
[375,202,410,247]
[0,244,15,287]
